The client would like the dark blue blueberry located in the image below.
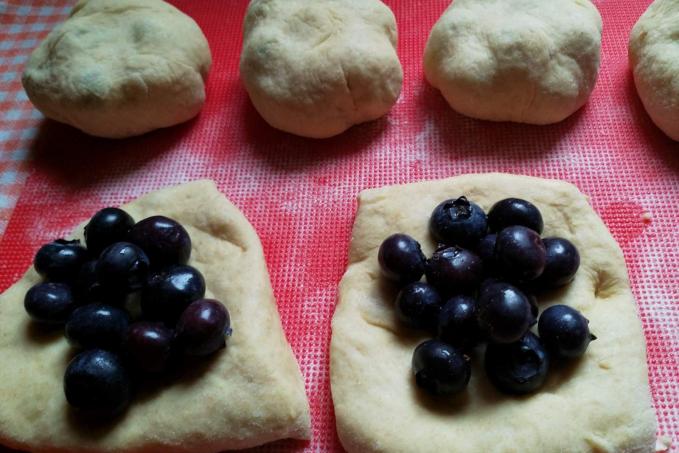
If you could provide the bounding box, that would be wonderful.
[475,233,498,274]
[175,299,230,356]
[128,216,191,268]
[479,277,502,299]
[73,260,101,304]
[538,305,595,359]
[96,242,150,293]
[126,322,174,373]
[73,260,127,305]
[65,303,130,350]
[495,226,546,282]
[527,292,539,319]
[437,295,482,349]
[64,349,131,416]
[395,282,442,331]
[24,282,76,325]
[535,237,580,288]
[412,340,471,396]
[488,198,544,234]
[484,332,550,395]
[142,265,206,325]
[84,208,135,256]
[429,197,488,248]
[425,246,483,296]
[477,280,534,344]
[378,234,426,285]
[34,239,88,282]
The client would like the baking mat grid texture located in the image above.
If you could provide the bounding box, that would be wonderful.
[0,0,677,452]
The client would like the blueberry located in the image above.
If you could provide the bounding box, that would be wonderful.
[378,234,426,285]
[128,216,191,268]
[24,282,76,325]
[175,299,231,356]
[142,265,206,325]
[34,239,88,282]
[84,208,135,256]
[96,242,150,293]
[527,292,539,319]
[495,226,546,282]
[73,260,127,305]
[429,197,488,248]
[126,322,174,373]
[484,332,550,395]
[475,233,497,274]
[437,295,482,349]
[412,340,471,396]
[477,281,534,343]
[65,303,130,350]
[64,349,131,416]
[535,238,580,288]
[538,305,596,359]
[425,246,483,295]
[478,277,501,299]
[488,198,543,234]
[73,260,102,304]
[394,282,442,331]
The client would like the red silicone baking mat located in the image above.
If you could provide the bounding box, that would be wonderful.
[0,0,678,451]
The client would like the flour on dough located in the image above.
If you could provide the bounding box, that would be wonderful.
[240,0,403,138]
[629,0,679,141]
[424,0,602,124]
[22,0,211,139]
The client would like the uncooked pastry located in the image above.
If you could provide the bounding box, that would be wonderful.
[629,0,679,141]
[331,173,656,453]
[0,180,310,452]
[239,0,403,138]
[424,0,602,124]
[22,0,211,139]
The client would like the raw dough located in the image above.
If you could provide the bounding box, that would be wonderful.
[22,0,211,139]
[331,174,656,453]
[629,0,679,141]
[239,0,403,138]
[423,0,602,124]
[0,180,310,452]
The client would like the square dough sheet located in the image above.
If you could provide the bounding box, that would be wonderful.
[0,180,310,453]
[331,173,656,453]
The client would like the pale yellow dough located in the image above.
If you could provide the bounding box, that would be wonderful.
[240,0,403,138]
[22,0,211,139]
[629,0,679,141]
[331,174,656,453]
[424,0,602,124]
[0,180,310,452]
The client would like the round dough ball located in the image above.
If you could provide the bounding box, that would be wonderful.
[239,0,403,138]
[423,0,602,125]
[22,0,211,139]
[629,0,679,141]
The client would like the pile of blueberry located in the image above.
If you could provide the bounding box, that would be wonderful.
[378,197,596,396]
[24,208,232,416]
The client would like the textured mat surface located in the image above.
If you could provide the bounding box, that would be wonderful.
[0,0,677,451]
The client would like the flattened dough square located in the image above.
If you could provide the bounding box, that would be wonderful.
[0,180,310,453]
[331,173,656,453]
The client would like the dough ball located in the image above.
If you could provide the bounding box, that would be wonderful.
[22,0,211,139]
[629,0,679,141]
[239,0,403,138]
[423,0,602,124]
